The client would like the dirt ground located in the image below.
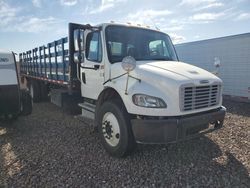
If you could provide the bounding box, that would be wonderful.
[0,99,249,187]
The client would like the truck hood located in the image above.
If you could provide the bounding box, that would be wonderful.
[110,60,221,85]
[136,60,220,82]
[108,60,222,116]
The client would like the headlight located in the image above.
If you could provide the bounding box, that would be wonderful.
[132,94,167,108]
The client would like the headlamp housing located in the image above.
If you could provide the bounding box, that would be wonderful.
[132,94,167,108]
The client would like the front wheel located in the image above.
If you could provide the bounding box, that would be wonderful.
[97,100,136,157]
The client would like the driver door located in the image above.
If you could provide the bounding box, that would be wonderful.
[80,31,104,99]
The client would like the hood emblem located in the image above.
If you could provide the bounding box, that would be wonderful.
[188,70,198,74]
[200,80,209,84]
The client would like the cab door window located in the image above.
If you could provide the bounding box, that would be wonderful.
[86,32,102,62]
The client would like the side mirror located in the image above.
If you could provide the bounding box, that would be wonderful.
[74,29,84,52]
[74,52,84,64]
[74,29,84,64]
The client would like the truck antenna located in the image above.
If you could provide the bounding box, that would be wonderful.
[147,15,160,30]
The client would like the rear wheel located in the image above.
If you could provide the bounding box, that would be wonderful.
[97,100,136,157]
[20,90,32,116]
[28,80,41,102]
[40,82,49,101]
[62,93,82,115]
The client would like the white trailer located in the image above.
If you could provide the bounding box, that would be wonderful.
[19,23,226,157]
[0,50,32,119]
[175,33,250,102]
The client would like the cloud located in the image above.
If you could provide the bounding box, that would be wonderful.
[13,17,63,33]
[191,12,225,22]
[0,0,63,34]
[0,0,19,26]
[169,33,186,44]
[235,13,250,21]
[60,0,78,6]
[129,9,172,19]
[2,16,63,33]
[235,0,248,2]
[118,9,184,44]
[32,0,42,8]
[194,35,201,39]
[161,25,184,32]
[89,0,126,14]
[126,9,172,25]
[180,0,217,6]
[195,2,224,11]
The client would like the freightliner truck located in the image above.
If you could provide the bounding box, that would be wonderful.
[19,23,226,157]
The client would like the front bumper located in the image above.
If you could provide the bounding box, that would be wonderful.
[131,106,226,144]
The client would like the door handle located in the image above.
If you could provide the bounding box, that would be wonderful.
[94,65,100,70]
[82,72,86,84]
[80,64,100,70]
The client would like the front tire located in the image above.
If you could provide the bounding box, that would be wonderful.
[97,100,136,157]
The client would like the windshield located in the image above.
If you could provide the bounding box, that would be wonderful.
[105,25,178,63]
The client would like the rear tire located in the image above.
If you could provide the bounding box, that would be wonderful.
[40,82,49,101]
[97,100,136,157]
[62,93,82,115]
[29,80,41,103]
[21,90,32,116]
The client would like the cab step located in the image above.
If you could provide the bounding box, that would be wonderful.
[78,102,96,120]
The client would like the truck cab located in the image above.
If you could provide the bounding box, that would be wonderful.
[73,23,226,156]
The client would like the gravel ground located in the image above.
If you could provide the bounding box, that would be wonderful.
[0,99,249,187]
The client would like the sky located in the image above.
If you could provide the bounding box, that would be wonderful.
[0,0,250,53]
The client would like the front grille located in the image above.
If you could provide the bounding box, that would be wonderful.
[180,84,221,111]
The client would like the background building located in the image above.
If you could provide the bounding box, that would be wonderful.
[175,33,250,102]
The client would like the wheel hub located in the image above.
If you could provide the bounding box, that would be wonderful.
[102,112,121,147]
[103,120,113,139]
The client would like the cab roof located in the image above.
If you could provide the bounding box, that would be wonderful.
[96,22,167,35]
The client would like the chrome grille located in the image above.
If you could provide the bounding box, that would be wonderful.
[180,84,221,111]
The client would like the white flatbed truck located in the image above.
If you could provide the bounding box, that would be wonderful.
[19,23,226,157]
